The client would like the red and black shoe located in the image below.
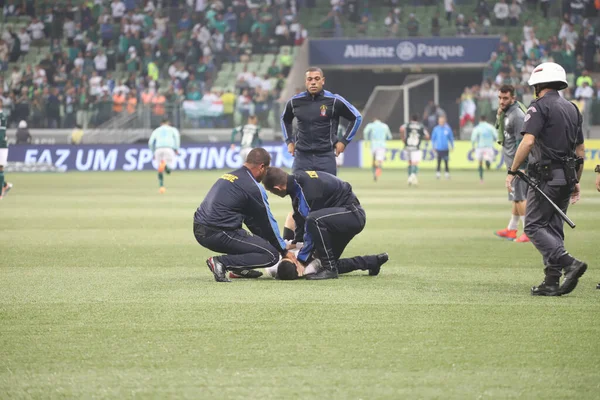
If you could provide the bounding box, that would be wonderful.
[206,257,230,282]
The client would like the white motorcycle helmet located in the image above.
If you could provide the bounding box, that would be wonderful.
[527,62,568,90]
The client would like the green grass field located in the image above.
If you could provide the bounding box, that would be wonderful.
[1,169,599,399]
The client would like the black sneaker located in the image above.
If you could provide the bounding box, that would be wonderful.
[206,257,230,282]
[596,283,600,290]
[305,268,339,280]
[531,281,561,296]
[228,268,263,279]
[560,260,587,295]
[369,253,389,276]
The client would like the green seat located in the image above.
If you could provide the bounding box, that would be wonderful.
[220,62,234,72]
[246,61,260,72]
[233,62,245,74]
[262,53,276,65]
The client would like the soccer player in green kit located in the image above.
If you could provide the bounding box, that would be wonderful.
[230,115,262,163]
[0,100,13,200]
[400,115,429,186]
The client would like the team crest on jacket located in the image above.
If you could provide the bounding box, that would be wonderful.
[320,104,327,116]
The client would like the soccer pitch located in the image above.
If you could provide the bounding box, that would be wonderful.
[1,169,599,399]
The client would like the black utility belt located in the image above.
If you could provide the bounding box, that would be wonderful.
[528,158,578,184]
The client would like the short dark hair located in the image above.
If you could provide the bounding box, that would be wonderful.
[278,260,299,280]
[480,115,487,121]
[536,81,566,92]
[245,148,271,166]
[411,114,419,121]
[305,66,324,76]
[262,167,288,191]
[499,85,515,96]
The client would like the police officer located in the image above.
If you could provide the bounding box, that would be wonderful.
[262,167,388,280]
[193,148,296,282]
[505,62,587,296]
[281,67,362,175]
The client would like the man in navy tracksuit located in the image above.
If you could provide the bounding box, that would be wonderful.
[280,67,362,175]
[193,148,296,282]
[262,167,388,280]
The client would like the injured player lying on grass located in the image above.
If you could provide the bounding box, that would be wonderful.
[229,213,388,280]
[230,240,386,280]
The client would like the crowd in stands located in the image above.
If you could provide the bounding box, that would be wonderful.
[455,0,600,137]
[0,0,305,130]
[1,0,600,134]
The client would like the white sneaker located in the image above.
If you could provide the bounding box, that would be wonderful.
[436,172,441,179]
[2,182,12,196]
[445,172,450,180]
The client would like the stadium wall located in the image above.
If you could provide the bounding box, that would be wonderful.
[9,140,600,172]
[360,140,600,171]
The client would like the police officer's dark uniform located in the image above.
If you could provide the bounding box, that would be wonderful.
[509,62,587,296]
[194,164,288,282]
[281,89,362,175]
[263,168,388,280]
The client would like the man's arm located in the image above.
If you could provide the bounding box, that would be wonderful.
[292,209,306,244]
[423,128,430,141]
[280,100,294,145]
[470,127,477,148]
[386,124,393,140]
[334,94,362,146]
[399,124,405,142]
[448,127,455,150]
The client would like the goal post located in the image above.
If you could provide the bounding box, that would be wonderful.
[360,74,439,137]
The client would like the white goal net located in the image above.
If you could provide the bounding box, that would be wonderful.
[360,74,439,136]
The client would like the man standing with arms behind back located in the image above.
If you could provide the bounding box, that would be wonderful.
[494,85,529,242]
[280,67,362,175]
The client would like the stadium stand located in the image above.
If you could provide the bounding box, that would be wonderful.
[0,0,304,130]
[0,0,598,133]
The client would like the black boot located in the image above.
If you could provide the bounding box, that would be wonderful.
[369,253,389,276]
[531,281,560,296]
[560,259,587,295]
[305,268,339,280]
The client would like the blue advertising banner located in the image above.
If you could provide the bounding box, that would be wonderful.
[310,37,501,66]
[8,142,361,171]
